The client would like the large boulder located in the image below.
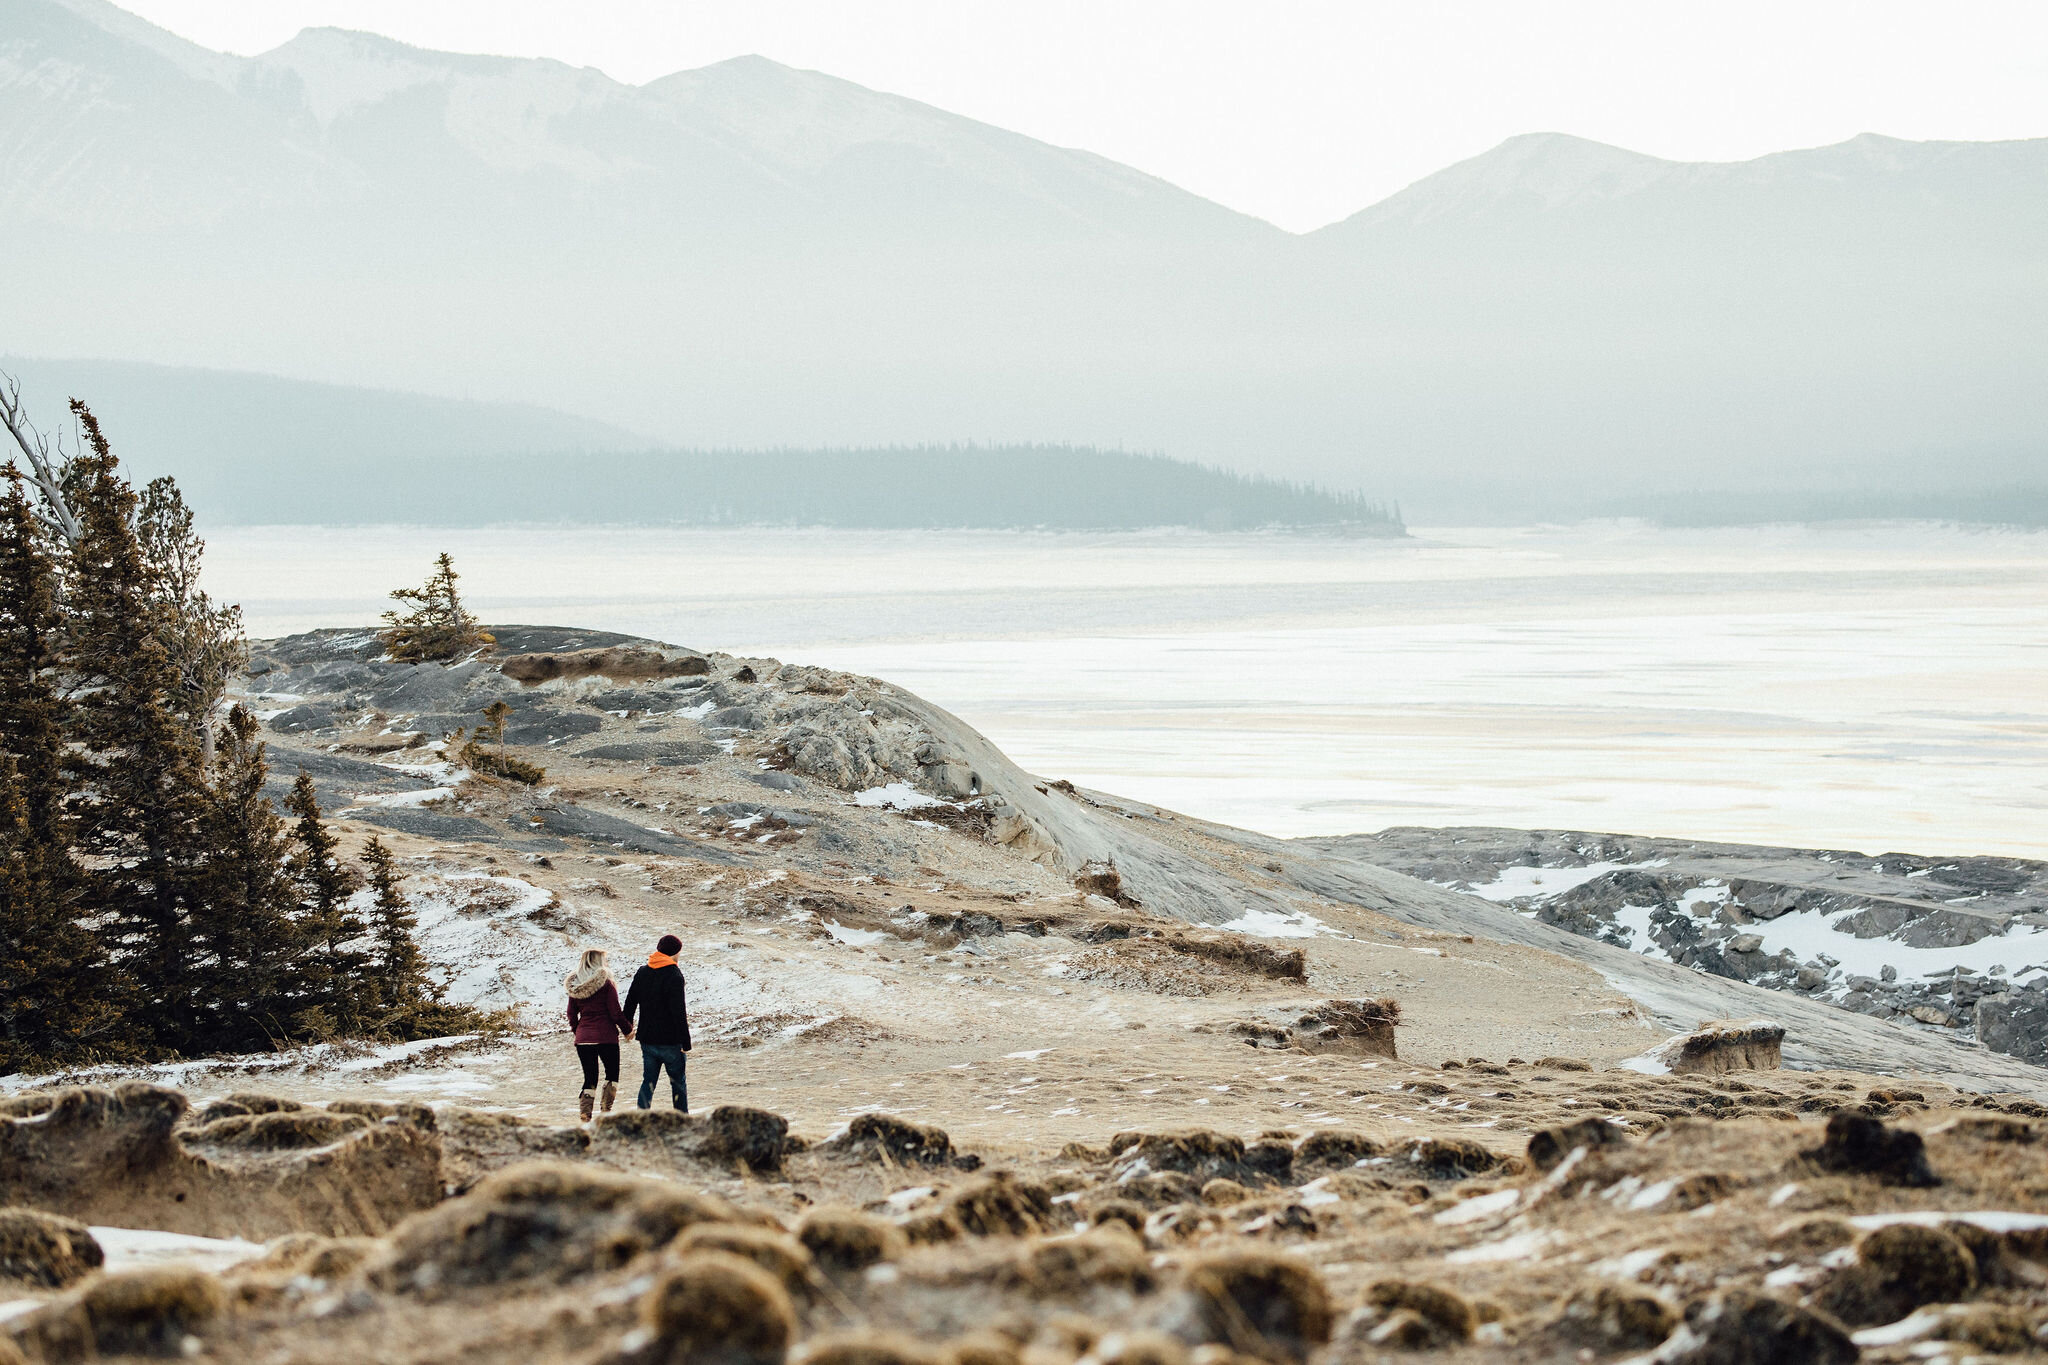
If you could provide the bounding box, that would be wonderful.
[1975,984,2048,1066]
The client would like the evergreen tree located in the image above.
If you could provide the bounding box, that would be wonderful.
[358,835,498,1040]
[0,755,127,1072]
[58,404,215,1054]
[136,477,245,760]
[380,553,492,662]
[5,388,497,1062]
[360,836,426,1006]
[284,772,367,1030]
[0,469,67,857]
[196,706,309,1048]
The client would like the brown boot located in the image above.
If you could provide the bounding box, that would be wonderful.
[600,1081,618,1114]
[579,1089,595,1123]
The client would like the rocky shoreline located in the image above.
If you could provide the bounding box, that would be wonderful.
[1340,827,2048,1069]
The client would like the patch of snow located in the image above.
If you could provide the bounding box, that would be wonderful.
[1597,1247,1671,1280]
[402,874,574,1022]
[89,1227,265,1275]
[823,922,890,947]
[1610,903,1660,953]
[376,1072,494,1096]
[1434,1188,1521,1224]
[1449,861,1658,903]
[1743,906,2048,982]
[1678,882,1730,914]
[1292,1178,1342,1208]
[1629,1179,1679,1211]
[1222,907,1327,939]
[853,783,943,811]
[884,1187,936,1213]
[377,759,466,784]
[1850,1309,1947,1348]
[334,1034,480,1073]
[1446,1229,1557,1264]
[1006,1049,1051,1059]
[356,785,458,808]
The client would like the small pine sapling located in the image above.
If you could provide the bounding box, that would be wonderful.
[459,698,545,785]
[359,835,503,1040]
[380,552,494,662]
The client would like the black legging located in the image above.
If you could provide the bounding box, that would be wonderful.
[577,1042,620,1089]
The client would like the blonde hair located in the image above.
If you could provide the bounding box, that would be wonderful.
[565,947,613,997]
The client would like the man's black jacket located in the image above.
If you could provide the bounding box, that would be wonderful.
[623,962,692,1049]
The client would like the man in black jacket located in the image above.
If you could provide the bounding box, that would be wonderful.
[622,933,692,1111]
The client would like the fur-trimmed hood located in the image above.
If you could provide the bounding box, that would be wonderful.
[565,949,613,1000]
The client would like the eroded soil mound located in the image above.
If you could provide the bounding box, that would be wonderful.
[0,1080,2043,1363]
[0,1084,440,1239]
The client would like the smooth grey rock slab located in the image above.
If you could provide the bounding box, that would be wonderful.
[344,807,499,841]
[504,712,603,745]
[525,805,738,862]
[574,741,721,764]
[483,625,653,654]
[267,703,338,734]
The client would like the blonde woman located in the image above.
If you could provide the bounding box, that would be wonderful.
[564,947,631,1121]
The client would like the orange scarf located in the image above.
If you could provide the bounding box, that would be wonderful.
[648,951,677,969]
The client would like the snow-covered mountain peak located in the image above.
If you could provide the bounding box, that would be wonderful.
[39,0,241,87]
[1342,131,1677,230]
[644,55,997,172]
[248,27,647,180]
[252,27,476,127]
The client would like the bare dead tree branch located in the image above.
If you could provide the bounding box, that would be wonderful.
[0,372,82,547]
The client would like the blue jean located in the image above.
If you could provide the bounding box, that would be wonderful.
[637,1044,688,1112]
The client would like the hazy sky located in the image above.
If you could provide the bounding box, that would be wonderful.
[109,2,2048,231]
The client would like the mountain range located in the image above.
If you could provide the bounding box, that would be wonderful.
[4,0,2045,520]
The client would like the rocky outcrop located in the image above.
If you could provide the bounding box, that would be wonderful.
[499,645,708,684]
[1975,984,2048,1066]
[1327,825,2048,1071]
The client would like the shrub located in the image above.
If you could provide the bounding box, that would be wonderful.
[380,552,492,662]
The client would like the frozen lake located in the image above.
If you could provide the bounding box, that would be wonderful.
[204,521,2048,859]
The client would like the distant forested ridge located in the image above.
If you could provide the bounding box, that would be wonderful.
[263,445,1403,532]
[0,362,1397,531]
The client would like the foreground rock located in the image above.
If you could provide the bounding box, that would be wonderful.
[0,1085,440,1239]
[1,1085,2044,1365]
